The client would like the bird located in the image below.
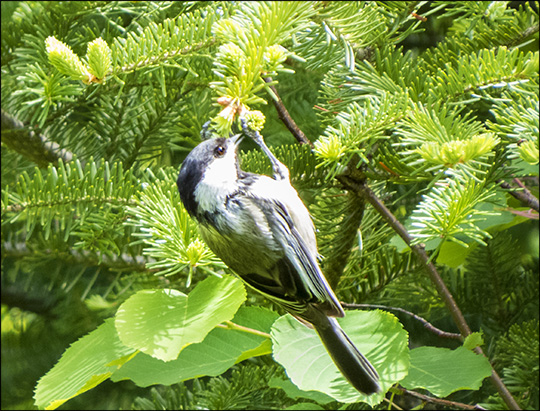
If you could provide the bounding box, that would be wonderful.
[176,123,380,395]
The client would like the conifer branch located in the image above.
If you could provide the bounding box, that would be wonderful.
[507,23,540,48]
[2,241,149,273]
[1,109,74,166]
[499,179,540,212]
[115,37,218,75]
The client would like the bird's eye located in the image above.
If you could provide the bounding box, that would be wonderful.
[214,145,226,157]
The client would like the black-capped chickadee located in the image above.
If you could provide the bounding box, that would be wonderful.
[176,126,380,395]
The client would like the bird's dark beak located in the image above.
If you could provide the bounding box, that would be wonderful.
[229,133,243,149]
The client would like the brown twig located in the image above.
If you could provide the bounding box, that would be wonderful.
[341,303,462,340]
[499,179,539,212]
[263,77,313,147]
[1,109,74,167]
[395,387,487,410]
[507,23,539,48]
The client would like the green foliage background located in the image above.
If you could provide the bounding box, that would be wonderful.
[1,1,538,410]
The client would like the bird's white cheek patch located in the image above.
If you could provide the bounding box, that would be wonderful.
[194,153,238,211]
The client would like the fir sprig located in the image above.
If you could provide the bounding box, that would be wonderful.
[409,178,498,247]
[2,159,138,241]
[314,93,410,178]
[209,2,315,133]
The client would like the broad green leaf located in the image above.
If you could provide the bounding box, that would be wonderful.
[512,158,539,176]
[463,332,484,350]
[389,233,409,253]
[268,376,335,404]
[436,240,475,267]
[115,275,246,361]
[271,310,409,405]
[401,346,492,397]
[285,403,326,410]
[389,233,440,252]
[474,195,516,231]
[235,338,273,363]
[111,306,278,386]
[34,318,137,410]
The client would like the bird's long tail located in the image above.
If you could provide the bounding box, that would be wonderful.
[313,316,381,395]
